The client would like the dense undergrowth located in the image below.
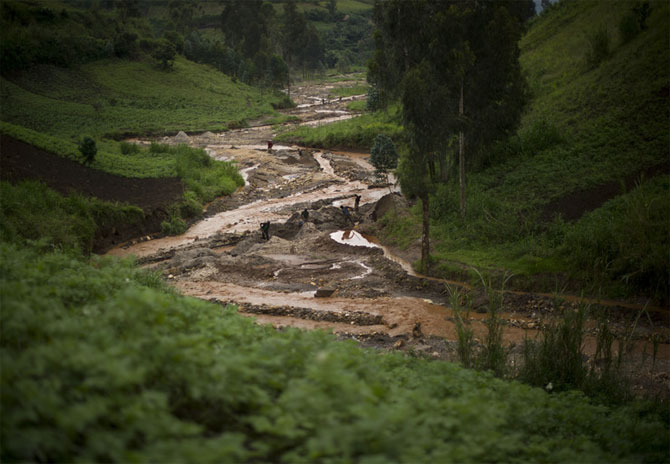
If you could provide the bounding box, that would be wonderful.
[374,0,669,302]
[1,242,667,463]
[0,180,144,254]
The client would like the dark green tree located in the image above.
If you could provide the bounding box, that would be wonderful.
[369,0,530,271]
[281,0,306,98]
[152,39,176,70]
[220,0,272,58]
[168,0,200,35]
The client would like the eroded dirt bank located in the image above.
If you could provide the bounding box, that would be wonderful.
[107,81,669,398]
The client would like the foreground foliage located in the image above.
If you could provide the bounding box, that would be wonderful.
[1,243,668,463]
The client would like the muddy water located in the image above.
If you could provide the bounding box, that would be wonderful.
[108,167,389,258]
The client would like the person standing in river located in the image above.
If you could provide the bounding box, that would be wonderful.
[354,194,361,213]
[260,221,270,240]
[267,140,273,153]
[340,205,355,227]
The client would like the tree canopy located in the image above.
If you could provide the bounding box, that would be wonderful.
[369,0,532,270]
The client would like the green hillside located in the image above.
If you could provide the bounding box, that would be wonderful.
[375,0,669,302]
[1,56,285,175]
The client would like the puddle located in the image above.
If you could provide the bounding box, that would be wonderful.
[238,144,294,151]
[330,230,380,248]
[240,164,260,184]
[350,260,373,280]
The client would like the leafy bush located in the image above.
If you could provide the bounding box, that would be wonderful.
[161,213,188,235]
[78,136,97,165]
[152,38,177,70]
[519,118,564,156]
[1,243,668,463]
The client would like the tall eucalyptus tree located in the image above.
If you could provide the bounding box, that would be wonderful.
[369,0,531,271]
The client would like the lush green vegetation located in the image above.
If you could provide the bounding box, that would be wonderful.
[1,56,285,142]
[2,242,667,463]
[375,0,669,302]
[328,83,369,98]
[0,180,144,254]
[277,105,402,149]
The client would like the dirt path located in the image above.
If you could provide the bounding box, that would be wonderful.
[107,79,669,398]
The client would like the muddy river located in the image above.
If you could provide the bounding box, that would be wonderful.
[108,78,669,396]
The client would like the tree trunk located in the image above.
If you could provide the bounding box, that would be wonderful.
[421,193,430,274]
[287,58,292,100]
[438,151,449,183]
[428,152,436,181]
[459,82,466,219]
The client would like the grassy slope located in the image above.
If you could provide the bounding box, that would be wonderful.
[276,104,401,149]
[0,56,284,177]
[380,0,669,299]
[1,242,667,463]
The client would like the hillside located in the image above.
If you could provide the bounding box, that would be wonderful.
[371,0,669,303]
[1,56,285,173]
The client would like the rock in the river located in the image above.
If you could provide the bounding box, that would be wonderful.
[315,288,336,298]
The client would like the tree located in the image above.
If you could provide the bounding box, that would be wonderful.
[369,0,530,271]
[328,0,337,19]
[220,0,272,58]
[281,0,306,98]
[168,0,200,35]
[152,39,176,70]
[78,137,97,165]
[370,134,398,183]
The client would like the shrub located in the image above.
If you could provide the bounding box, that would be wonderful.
[120,141,141,155]
[562,177,669,303]
[271,94,295,110]
[519,118,564,156]
[161,213,187,235]
[152,38,177,70]
[77,136,97,165]
[520,302,589,392]
[370,133,398,178]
